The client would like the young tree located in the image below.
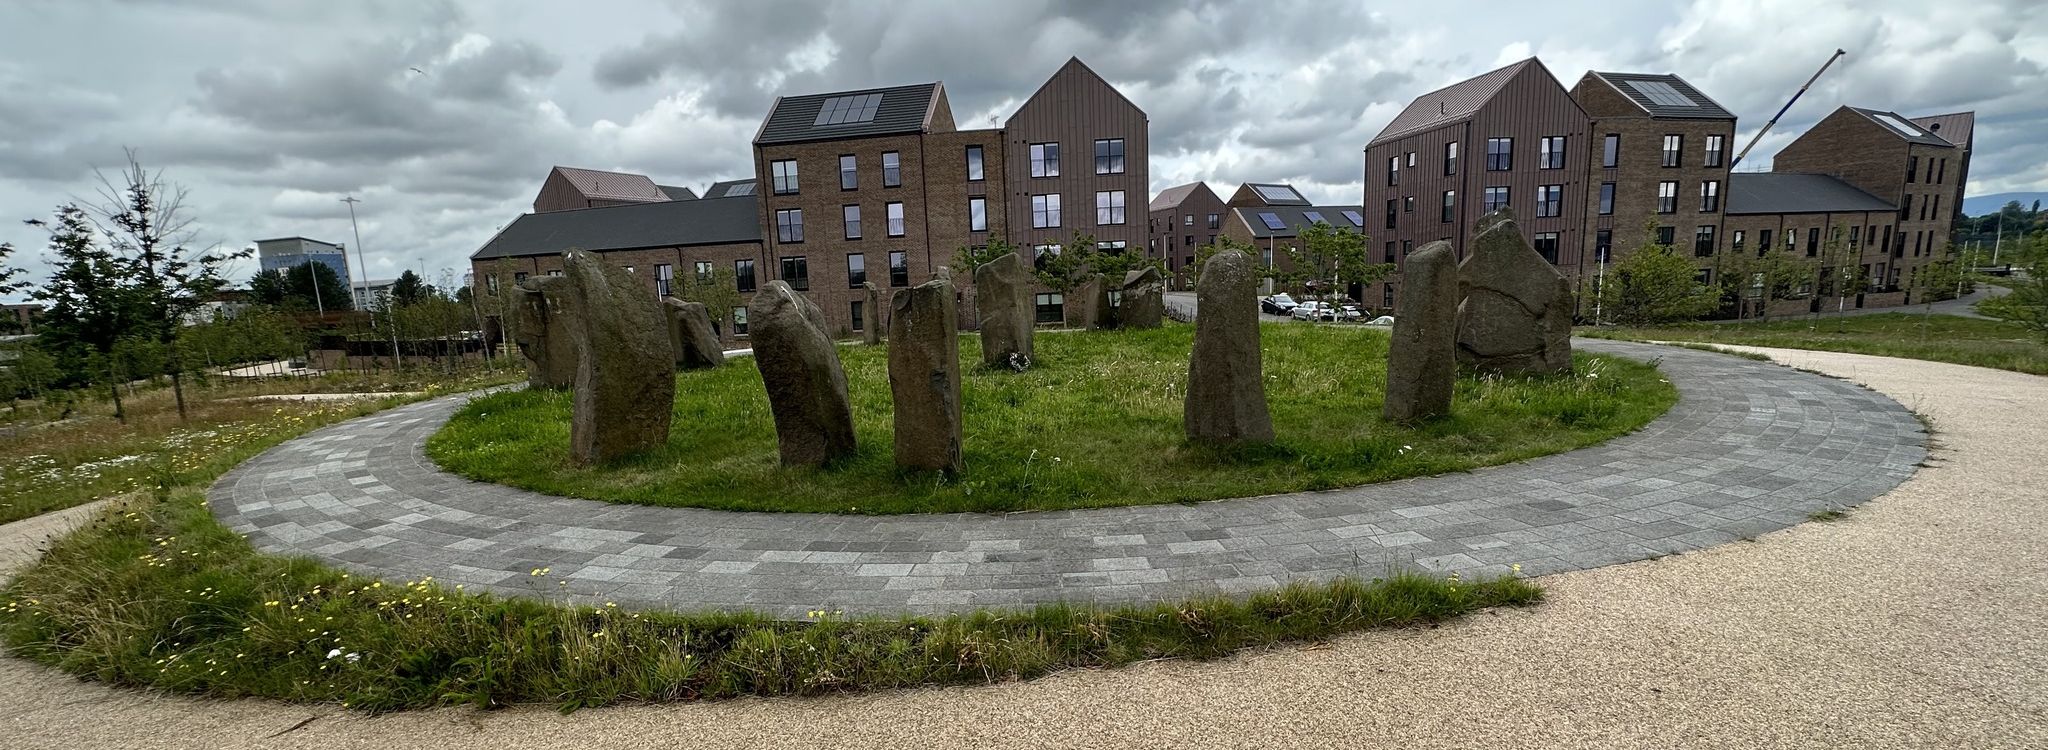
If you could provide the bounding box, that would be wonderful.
[1713,245,1809,322]
[31,205,139,420]
[1598,222,1719,325]
[950,237,1019,277]
[1030,230,1102,294]
[674,266,743,336]
[1285,221,1391,303]
[1981,230,2048,340]
[390,269,435,307]
[1810,230,1867,317]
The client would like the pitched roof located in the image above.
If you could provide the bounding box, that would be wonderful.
[1846,107,1954,147]
[549,166,669,203]
[1726,173,1896,215]
[1149,183,1202,212]
[1586,72,1735,119]
[1909,111,1975,148]
[657,184,698,201]
[1369,58,1535,146]
[469,195,762,261]
[754,82,940,145]
[702,179,759,199]
[1231,205,1368,239]
[1237,183,1312,206]
[1005,57,1146,125]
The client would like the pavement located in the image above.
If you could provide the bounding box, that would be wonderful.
[2,345,2045,748]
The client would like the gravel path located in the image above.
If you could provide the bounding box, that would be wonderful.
[2,345,2044,748]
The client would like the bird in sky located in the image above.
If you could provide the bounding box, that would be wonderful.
[408,66,428,76]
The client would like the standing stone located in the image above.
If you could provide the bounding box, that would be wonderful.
[861,282,883,345]
[1456,210,1574,373]
[509,276,576,389]
[1118,266,1165,329]
[973,252,1034,370]
[1383,241,1458,422]
[1065,275,1116,330]
[1184,250,1274,444]
[662,298,725,370]
[750,281,857,467]
[888,278,963,473]
[557,250,674,465]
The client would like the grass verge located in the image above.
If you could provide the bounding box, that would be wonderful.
[1581,313,2048,376]
[429,324,1675,514]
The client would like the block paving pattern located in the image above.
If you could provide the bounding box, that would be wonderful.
[210,341,1924,617]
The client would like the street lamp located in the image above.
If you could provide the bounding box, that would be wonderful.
[341,196,371,309]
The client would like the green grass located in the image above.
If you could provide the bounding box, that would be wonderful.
[428,324,1676,514]
[1581,313,2048,376]
[2,486,1540,712]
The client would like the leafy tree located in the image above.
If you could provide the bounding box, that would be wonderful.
[1283,221,1391,302]
[1030,231,1102,294]
[1713,245,1809,322]
[950,237,1019,277]
[1979,230,2048,340]
[1597,222,1718,325]
[30,204,139,420]
[250,261,354,312]
[390,269,435,307]
[674,266,742,336]
[1810,229,1867,317]
[0,341,60,411]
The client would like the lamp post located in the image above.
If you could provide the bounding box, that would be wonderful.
[341,196,371,309]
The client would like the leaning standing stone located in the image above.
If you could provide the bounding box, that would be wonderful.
[557,250,674,465]
[1118,266,1165,329]
[1456,209,1573,373]
[509,275,576,389]
[750,281,858,467]
[861,282,883,345]
[1184,250,1274,444]
[888,278,963,473]
[1383,241,1458,422]
[662,298,725,370]
[973,252,1034,370]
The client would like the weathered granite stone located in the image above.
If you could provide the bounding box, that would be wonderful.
[973,252,1034,370]
[1063,275,1117,330]
[861,282,883,345]
[557,250,674,465]
[888,278,963,473]
[662,298,724,370]
[1184,250,1274,444]
[1118,266,1165,329]
[509,276,576,390]
[1383,241,1458,422]
[750,281,857,467]
[1456,210,1574,374]
[1476,204,1517,236]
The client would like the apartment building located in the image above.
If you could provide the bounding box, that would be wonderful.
[1773,106,1963,297]
[1213,182,1368,299]
[1569,72,1736,268]
[1720,172,1898,313]
[1148,182,1228,281]
[532,166,685,213]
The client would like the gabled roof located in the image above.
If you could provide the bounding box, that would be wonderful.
[470,195,762,261]
[1586,72,1735,119]
[657,184,698,201]
[1846,107,1954,147]
[550,166,669,203]
[1910,111,1975,148]
[1726,173,1895,215]
[1150,182,1221,212]
[1231,205,1368,239]
[1005,57,1146,125]
[1240,183,1311,206]
[754,82,941,146]
[702,179,759,199]
[1370,58,1536,146]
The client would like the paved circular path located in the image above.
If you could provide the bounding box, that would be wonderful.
[208,340,1924,618]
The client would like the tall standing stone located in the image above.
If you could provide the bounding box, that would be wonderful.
[888,278,963,473]
[1118,266,1165,329]
[557,250,674,465]
[1184,250,1274,445]
[1383,241,1458,422]
[662,298,725,370]
[750,281,857,467]
[1064,276,1105,329]
[861,282,883,345]
[1456,210,1574,373]
[509,276,576,389]
[973,252,1034,370]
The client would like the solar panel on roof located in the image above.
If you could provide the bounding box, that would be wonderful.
[1341,210,1364,227]
[724,183,756,196]
[1258,212,1285,230]
[812,93,884,126]
[1253,184,1303,203]
[1302,211,1325,225]
[1626,80,1698,108]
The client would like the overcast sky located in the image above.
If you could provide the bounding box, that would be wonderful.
[1,0,2041,293]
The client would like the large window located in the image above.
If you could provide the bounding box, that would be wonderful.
[1533,232,1559,263]
[1032,194,1062,228]
[888,250,908,287]
[846,253,866,288]
[655,263,673,297]
[779,256,809,291]
[839,154,857,190]
[1094,139,1125,174]
[1906,155,1918,183]
[850,300,864,332]
[1807,227,1820,256]
[1759,229,1773,255]
[1385,199,1397,230]
[1095,190,1125,225]
[969,197,987,232]
[884,202,904,237]
[1029,142,1060,178]
[842,204,861,239]
[1034,293,1064,324]
[1936,158,1946,184]
[1595,229,1613,263]
[1602,133,1620,168]
[1384,241,1397,263]
[732,306,748,336]
[1444,141,1459,175]
[1486,137,1512,171]
[1482,186,1509,213]
[965,145,984,181]
[1536,184,1563,218]
[1656,226,1676,246]
[1599,182,1615,215]
[735,259,756,292]
[1732,230,1746,255]
[694,260,713,283]
[1539,136,1565,169]
[1700,180,1721,212]
[1441,190,1456,223]
[1661,134,1682,167]
[1657,181,1678,214]
[771,159,799,195]
[1899,194,1912,220]
[1705,134,1725,167]
[1387,155,1400,185]
[775,208,804,243]
[1208,213,1221,229]
[1694,225,1717,257]
[882,151,901,187]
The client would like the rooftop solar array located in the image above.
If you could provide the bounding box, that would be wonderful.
[1302,211,1325,225]
[1626,80,1697,108]
[724,182,756,196]
[814,93,884,126]
[1258,212,1285,230]
[1341,210,1364,227]
[1254,184,1304,203]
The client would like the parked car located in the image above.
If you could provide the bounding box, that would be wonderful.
[1332,303,1365,322]
[1291,301,1336,321]
[1260,293,1298,315]
[1365,315,1395,326]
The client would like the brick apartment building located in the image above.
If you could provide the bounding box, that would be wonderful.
[1148,181,1228,286]
[470,57,1147,340]
[1211,183,1368,299]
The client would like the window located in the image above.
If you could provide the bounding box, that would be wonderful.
[1807,227,1821,256]
[1387,155,1400,186]
[1483,186,1509,213]
[1260,247,1274,268]
[846,253,866,288]
[694,260,713,283]
[1656,226,1676,246]
[1932,194,1942,221]
[779,256,809,290]
[968,198,987,232]
[1705,134,1725,167]
[735,259,756,292]
[1441,190,1456,223]
[1536,185,1563,218]
[1533,232,1559,263]
[1032,194,1062,228]
[850,300,864,332]
[889,251,908,287]
[1094,139,1125,174]
[1096,190,1126,225]
[1662,135,1682,167]
[776,208,804,243]
[1759,229,1773,255]
[1694,225,1717,257]
[1029,142,1060,177]
[1383,284,1395,308]
[1599,182,1615,215]
[1539,136,1565,169]
[1700,180,1721,213]
[1602,134,1620,168]
[1595,229,1613,263]
[1486,137,1512,170]
[1208,213,1221,229]
[1402,196,1415,214]
[1444,141,1459,174]
[1732,231,1746,255]
[1906,155,1918,183]
[1097,240,1127,253]
[655,263,673,297]
[1260,212,1286,231]
[1384,200,1397,230]
[882,151,901,187]
[1384,241,1397,263]
[842,204,861,239]
[771,159,799,195]
[1406,151,1417,168]
[513,271,528,284]
[1786,229,1798,252]
[1402,240,1413,258]
[1697,268,1713,286]
[839,154,857,190]
[965,146,984,181]
[1936,158,1947,184]
[1657,181,1678,214]
[1034,293,1064,324]
[1899,194,1912,221]
[732,306,748,336]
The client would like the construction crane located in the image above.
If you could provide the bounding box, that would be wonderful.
[1730,48,1847,169]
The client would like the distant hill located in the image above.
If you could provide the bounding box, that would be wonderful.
[1964,192,2048,217]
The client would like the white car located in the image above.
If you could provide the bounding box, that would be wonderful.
[1365,315,1395,326]
[1290,301,1334,321]
[1334,304,1365,321]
